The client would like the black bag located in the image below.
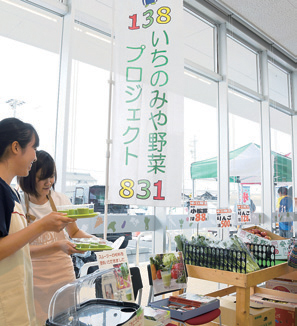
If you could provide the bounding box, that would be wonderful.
[71,251,98,278]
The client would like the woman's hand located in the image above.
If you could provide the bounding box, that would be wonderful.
[91,235,106,244]
[56,240,81,255]
[39,212,76,233]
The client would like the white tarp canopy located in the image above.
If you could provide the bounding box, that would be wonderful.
[191,143,292,184]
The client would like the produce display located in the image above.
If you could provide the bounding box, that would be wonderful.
[175,234,260,273]
[245,228,272,240]
[238,225,291,259]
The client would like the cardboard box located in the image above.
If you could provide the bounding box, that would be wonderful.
[237,225,290,259]
[144,320,162,326]
[250,292,297,326]
[277,270,297,281]
[266,279,297,294]
[211,296,275,326]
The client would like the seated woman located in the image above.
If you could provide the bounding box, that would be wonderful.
[18,150,101,326]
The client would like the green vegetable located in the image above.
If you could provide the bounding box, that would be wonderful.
[162,253,178,269]
[230,235,260,273]
[174,234,187,252]
[176,271,186,283]
[120,263,129,280]
[150,254,162,271]
[174,233,260,273]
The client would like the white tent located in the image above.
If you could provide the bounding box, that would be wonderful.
[191,143,292,184]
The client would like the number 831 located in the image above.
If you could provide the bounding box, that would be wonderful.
[119,179,165,200]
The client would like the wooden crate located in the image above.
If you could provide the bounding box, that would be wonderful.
[186,263,295,325]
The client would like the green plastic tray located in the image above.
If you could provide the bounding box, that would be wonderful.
[75,243,113,251]
[67,212,98,219]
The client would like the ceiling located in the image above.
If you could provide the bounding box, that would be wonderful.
[214,0,297,61]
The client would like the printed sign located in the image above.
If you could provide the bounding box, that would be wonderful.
[109,0,184,206]
[149,252,186,296]
[188,200,208,223]
[96,249,134,302]
[240,185,251,205]
[216,208,232,228]
[237,204,250,223]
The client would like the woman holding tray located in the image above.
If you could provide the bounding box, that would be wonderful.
[0,118,74,326]
[18,150,100,326]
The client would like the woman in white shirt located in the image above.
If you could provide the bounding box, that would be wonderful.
[18,150,99,326]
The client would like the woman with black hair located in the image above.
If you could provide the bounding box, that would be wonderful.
[0,118,74,326]
[18,150,99,325]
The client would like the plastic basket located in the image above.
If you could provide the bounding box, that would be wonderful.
[245,243,276,268]
[183,243,275,273]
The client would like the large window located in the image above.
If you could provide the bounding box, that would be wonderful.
[0,1,62,155]
[184,72,218,212]
[164,71,218,219]
[184,10,216,72]
[66,21,112,198]
[166,71,218,244]
[228,90,262,214]
[227,36,259,92]
[0,0,296,250]
[268,62,290,107]
[270,108,293,211]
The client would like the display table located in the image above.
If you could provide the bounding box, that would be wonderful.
[186,262,296,326]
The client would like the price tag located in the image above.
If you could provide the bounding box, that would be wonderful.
[188,201,208,223]
[237,205,250,223]
[216,208,232,228]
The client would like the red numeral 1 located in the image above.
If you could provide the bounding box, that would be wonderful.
[153,180,165,200]
[129,14,140,30]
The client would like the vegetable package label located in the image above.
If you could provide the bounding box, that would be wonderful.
[149,252,187,295]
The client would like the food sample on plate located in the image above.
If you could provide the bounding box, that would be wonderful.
[56,204,96,218]
[72,238,113,251]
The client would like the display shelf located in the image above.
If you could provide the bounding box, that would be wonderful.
[186,262,295,325]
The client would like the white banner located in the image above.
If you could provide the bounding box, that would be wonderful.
[109,0,184,206]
